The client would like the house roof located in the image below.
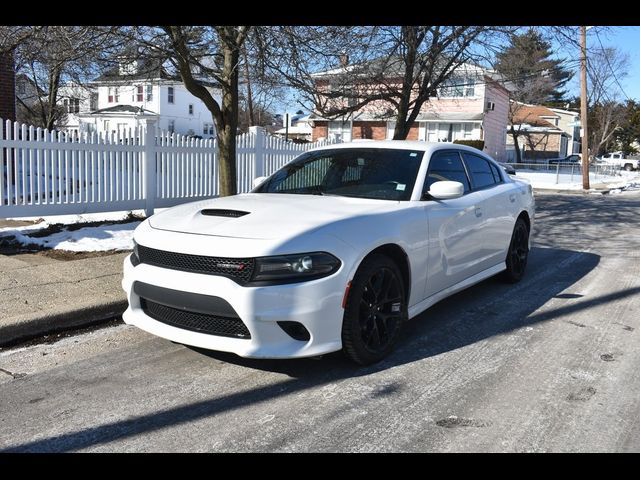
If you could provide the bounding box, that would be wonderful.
[86,105,158,116]
[512,104,561,129]
[93,58,219,88]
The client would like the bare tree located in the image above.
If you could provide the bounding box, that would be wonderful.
[586,46,630,157]
[258,26,513,140]
[123,26,250,197]
[6,26,122,130]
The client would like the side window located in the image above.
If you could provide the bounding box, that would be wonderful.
[489,162,503,183]
[423,151,471,196]
[462,152,497,190]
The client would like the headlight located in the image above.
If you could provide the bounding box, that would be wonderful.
[130,240,141,267]
[250,252,341,284]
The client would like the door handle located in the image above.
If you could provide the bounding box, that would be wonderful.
[509,194,516,203]
[475,207,482,218]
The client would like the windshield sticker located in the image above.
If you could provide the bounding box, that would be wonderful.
[396,184,406,191]
[410,152,418,157]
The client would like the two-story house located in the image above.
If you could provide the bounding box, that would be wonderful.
[308,61,511,161]
[77,58,220,138]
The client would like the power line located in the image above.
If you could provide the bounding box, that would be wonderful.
[594,30,632,102]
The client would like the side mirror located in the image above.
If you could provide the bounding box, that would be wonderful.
[252,176,267,189]
[428,181,464,200]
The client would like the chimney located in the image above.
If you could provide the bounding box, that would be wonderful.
[339,53,349,67]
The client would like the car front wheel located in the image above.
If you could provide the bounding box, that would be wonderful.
[341,254,407,365]
[502,217,530,283]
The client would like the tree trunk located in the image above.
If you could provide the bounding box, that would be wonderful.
[243,50,255,127]
[510,126,522,163]
[217,44,239,197]
[45,65,62,131]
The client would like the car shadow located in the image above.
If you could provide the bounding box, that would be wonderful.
[186,245,603,380]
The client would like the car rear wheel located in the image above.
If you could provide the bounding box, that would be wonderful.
[342,254,407,365]
[502,218,529,283]
[624,163,633,171]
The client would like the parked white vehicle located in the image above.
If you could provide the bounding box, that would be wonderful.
[122,141,535,364]
[598,152,639,171]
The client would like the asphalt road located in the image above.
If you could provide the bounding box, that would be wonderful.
[1,191,639,452]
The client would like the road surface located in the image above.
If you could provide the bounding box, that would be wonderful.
[1,192,639,452]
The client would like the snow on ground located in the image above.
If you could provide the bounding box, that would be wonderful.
[10,221,141,252]
[0,209,158,252]
[514,169,640,191]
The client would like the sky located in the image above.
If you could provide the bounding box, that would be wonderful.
[559,26,640,102]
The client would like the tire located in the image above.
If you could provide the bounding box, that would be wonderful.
[342,253,407,365]
[502,217,530,284]
[624,163,633,171]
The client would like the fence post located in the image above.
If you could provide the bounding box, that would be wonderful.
[141,117,157,217]
[249,126,265,180]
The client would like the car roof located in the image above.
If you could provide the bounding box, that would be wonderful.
[310,140,496,160]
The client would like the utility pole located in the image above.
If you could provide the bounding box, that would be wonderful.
[580,26,590,190]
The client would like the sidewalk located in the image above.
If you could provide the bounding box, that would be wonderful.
[0,247,128,347]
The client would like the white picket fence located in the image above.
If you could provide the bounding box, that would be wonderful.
[0,118,337,218]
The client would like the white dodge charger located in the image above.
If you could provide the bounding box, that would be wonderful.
[122,141,534,365]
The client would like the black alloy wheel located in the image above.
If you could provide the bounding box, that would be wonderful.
[342,254,407,365]
[503,217,530,283]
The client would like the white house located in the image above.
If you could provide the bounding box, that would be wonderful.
[77,58,220,138]
[57,82,97,136]
[273,111,313,141]
[549,107,581,156]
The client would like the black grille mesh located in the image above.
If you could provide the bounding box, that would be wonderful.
[137,244,255,283]
[140,299,251,339]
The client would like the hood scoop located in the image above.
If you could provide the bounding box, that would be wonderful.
[200,209,250,218]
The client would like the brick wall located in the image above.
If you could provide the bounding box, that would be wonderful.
[407,123,419,141]
[352,121,386,140]
[0,51,16,127]
[311,122,328,141]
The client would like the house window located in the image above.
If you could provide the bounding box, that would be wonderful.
[439,76,476,98]
[426,123,438,142]
[328,121,351,142]
[188,104,194,115]
[463,123,474,139]
[168,86,174,104]
[90,93,98,111]
[146,85,153,101]
[114,87,119,102]
[70,98,80,114]
[63,99,68,111]
[108,87,114,103]
[168,119,175,133]
[203,123,214,135]
[136,85,143,102]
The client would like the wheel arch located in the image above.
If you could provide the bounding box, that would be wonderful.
[356,244,411,302]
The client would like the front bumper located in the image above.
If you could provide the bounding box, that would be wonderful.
[121,253,347,358]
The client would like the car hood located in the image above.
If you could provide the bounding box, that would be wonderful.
[149,193,399,240]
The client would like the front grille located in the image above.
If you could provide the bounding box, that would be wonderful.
[137,244,255,284]
[200,209,249,218]
[140,298,251,339]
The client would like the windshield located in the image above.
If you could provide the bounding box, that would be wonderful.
[253,148,424,201]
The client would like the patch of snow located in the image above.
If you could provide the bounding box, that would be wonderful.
[10,221,140,252]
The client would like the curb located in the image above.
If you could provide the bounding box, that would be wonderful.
[0,299,128,348]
